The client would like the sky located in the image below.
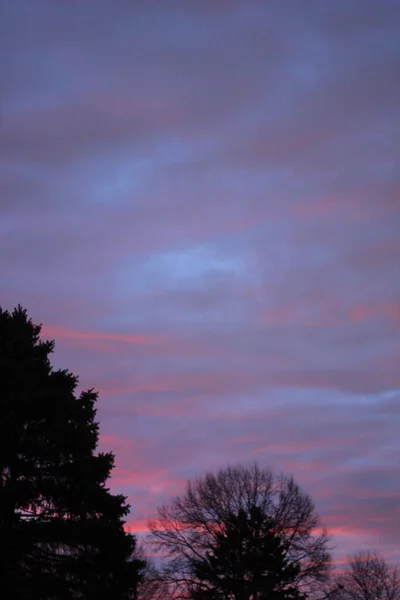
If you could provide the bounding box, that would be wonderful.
[1,0,399,567]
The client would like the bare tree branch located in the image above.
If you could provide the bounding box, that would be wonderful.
[333,550,400,600]
[146,463,332,599]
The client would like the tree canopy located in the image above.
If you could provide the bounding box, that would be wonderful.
[148,464,331,599]
[0,305,144,599]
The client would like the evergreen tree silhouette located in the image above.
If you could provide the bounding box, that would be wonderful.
[0,306,144,599]
[191,506,305,600]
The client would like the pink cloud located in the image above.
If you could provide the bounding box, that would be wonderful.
[124,519,149,534]
[348,301,400,326]
[41,324,165,347]
[260,299,400,329]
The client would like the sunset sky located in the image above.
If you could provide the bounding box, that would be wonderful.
[1,1,399,565]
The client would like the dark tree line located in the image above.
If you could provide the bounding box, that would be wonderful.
[1,306,398,600]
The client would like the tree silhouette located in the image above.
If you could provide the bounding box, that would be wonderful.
[331,550,400,600]
[191,506,306,600]
[148,464,331,600]
[0,306,144,599]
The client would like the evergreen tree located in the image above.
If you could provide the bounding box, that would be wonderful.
[191,506,305,600]
[0,306,144,599]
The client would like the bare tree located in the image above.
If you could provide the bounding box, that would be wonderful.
[334,550,400,600]
[147,463,331,600]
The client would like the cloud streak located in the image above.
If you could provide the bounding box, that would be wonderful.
[41,325,164,347]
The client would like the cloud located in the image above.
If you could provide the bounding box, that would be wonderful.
[41,324,164,347]
[1,0,399,566]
